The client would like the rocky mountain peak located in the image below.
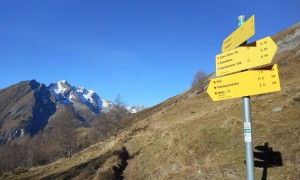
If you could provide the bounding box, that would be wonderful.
[48,80,106,115]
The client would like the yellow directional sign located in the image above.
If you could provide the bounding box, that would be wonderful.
[216,36,278,76]
[222,15,255,53]
[207,64,281,101]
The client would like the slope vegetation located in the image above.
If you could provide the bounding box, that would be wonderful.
[6,22,300,180]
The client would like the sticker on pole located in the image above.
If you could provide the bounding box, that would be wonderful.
[244,122,252,142]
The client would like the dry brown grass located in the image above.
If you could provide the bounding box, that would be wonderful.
[121,60,300,180]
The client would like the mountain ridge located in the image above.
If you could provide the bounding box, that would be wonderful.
[0,80,56,144]
[0,79,145,145]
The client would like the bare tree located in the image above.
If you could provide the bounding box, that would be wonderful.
[0,143,16,172]
[191,69,207,93]
[27,132,52,166]
[0,137,30,174]
[59,117,77,158]
[90,114,110,143]
[107,94,129,138]
[53,108,78,158]
[27,134,44,166]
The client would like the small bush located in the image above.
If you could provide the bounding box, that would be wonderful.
[191,69,207,93]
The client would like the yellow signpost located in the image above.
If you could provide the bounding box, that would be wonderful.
[209,14,281,180]
[222,15,255,53]
[207,64,281,101]
[216,36,278,76]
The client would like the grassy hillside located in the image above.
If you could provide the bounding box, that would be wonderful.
[5,23,300,180]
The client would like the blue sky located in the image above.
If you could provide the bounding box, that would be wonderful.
[0,0,299,107]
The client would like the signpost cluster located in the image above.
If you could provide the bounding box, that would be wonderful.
[207,15,281,180]
[208,15,281,101]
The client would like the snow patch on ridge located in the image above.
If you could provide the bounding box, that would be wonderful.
[49,80,144,115]
[48,80,111,114]
[127,105,146,113]
[56,80,70,94]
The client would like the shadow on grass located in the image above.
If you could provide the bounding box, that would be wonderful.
[112,146,140,180]
[41,149,122,180]
[254,142,283,180]
[112,147,129,180]
[42,146,138,180]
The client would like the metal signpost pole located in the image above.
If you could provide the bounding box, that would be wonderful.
[239,15,255,180]
[243,96,255,180]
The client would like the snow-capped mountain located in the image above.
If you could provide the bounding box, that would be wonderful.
[49,80,146,114]
[127,105,147,113]
[0,79,145,145]
[49,80,113,114]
